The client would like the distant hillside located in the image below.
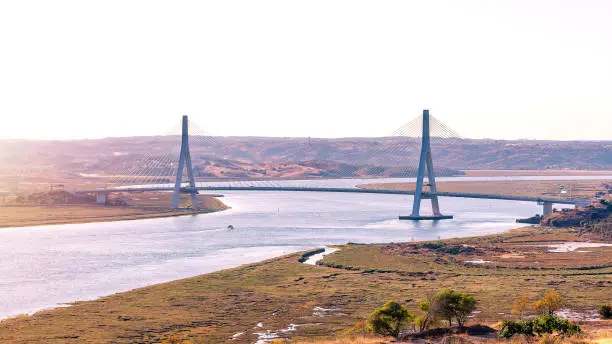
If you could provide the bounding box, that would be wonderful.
[0,136,610,182]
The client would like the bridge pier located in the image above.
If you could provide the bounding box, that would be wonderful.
[95,192,107,204]
[542,201,553,216]
[400,110,453,221]
[171,115,200,211]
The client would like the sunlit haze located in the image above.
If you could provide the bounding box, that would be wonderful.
[0,0,611,140]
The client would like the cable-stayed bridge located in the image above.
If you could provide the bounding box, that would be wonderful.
[76,110,588,219]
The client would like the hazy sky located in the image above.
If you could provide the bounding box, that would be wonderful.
[0,0,610,140]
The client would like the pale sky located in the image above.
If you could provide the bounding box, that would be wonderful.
[0,0,610,140]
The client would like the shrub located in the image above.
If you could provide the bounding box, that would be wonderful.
[497,314,581,339]
[367,301,415,339]
[532,314,582,337]
[598,305,612,319]
[532,314,559,336]
[422,242,444,250]
[564,322,582,337]
[498,319,534,338]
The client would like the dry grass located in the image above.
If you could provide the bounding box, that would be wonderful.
[360,179,609,200]
[583,323,612,344]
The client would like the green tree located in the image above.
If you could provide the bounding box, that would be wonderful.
[367,301,415,339]
[434,289,455,326]
[453,291,477,327]
[434,288,477,327]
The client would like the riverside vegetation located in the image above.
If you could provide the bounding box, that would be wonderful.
[0,225,609,343]
[358,289,586,341]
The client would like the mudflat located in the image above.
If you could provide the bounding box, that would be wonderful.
[0,193,227,228]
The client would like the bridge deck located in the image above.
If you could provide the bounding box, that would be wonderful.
[77,186,585,205]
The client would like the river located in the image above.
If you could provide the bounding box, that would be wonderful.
[0,176,603,319]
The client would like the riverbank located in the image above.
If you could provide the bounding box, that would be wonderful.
[0,226,609,343]
[359,178,610,200]
[0,193,228,228]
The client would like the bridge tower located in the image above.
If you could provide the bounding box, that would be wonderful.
[399,110,453,220]
[171,115,199,210]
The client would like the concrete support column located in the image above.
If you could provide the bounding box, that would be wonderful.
[95,192,107,204]
[542,201,553,216]
[401,110,452,220]
[410,110,430,217]
[171,115,199,211]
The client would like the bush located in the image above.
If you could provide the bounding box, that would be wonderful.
[422,242,444,250]
[532,314,559,335]
[367,301,415,339]
[533,314,582,337]
[498,319,534,338]
[598,305,612,319]
[497,314,581,339]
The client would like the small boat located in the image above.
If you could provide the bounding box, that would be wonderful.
[227,225,234,230]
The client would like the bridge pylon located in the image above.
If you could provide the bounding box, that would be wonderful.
[399,109,453,220]
[171,115,199,210]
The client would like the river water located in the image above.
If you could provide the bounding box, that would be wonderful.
[0,176,605,319]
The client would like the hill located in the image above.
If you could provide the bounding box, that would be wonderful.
[0,136,610,190]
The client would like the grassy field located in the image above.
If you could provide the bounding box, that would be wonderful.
[0,227,609,343]
[0,192,228,228]
[359,179,610,200]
